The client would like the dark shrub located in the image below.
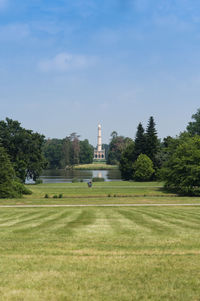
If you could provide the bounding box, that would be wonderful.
[92,177,105,182]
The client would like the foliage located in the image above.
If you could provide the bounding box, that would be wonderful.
[119,141,135,180]
[145,116,159,167]
[0,118,46,182]
[0,146,17,198]
[154,136,175,171]
[79,139,94,164]
[13,181,32,195]
[35,179,43,185]
[62,133,80,167]
[72,177,79,183]
[133,154,155,181]
[71,133,80,165]
[102,143,109,161]
[161,135,200,195]
[62,134,93,168]
[43,135,94,169]
[187,108,200,136]
[0,146,31,198]
[134,122,146,160]
[62,136,72,167]
[92,177,105,182]
[107,132,133,165]
[119,117,159,180]
[43,139,63,169]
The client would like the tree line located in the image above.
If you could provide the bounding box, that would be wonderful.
[43,134,94,169]
[0,118,94,198]
[107,109,200,196]
[1,108,200,197]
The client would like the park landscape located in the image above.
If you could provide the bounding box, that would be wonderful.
[1,113,200,300]
[0,181,200,300]
[2,1,200,300]
[1,110,200,301]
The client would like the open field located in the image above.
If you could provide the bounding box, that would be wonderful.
[0,206,200,300]
[1,182,200,300]
[1,181,200,205]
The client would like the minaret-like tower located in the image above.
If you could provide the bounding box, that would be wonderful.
[97,124,102,151]
[94,124,105,160]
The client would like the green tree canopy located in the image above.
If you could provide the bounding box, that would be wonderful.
[61,134,93,168]
[0,146,16,198]
[161,135,200,195]
[79,139,94,164]
[133,154,155,181]
[107,133,132,165]
[187,108,200,136]
[0,146,31,198]
[119,141,135,180]
[42,139,63,169]
[0,118,46,182]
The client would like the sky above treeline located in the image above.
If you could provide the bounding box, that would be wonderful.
[0,0,200,145]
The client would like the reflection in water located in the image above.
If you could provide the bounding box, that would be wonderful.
[97,172,102,178]
[41,169,121,183]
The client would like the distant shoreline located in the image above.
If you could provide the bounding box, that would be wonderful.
[69,163,118,170]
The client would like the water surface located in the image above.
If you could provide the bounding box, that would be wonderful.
[41,169,121,183]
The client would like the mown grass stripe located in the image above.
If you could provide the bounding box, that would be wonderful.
[118,208,173,235]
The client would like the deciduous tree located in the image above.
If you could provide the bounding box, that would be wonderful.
[0,146,31,198]
[79,139,94,164]
[119,141,135,180]
[0,118,46,182]
[187,108,200,135]
[133,154,155,181]
[161,135,200,195]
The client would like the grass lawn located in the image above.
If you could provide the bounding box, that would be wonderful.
[1,182,200,300]
[72,163,118,170]
[0,206,200,300]
[1,181,200,205]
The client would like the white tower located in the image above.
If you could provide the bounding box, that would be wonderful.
[97,124,102,151]
[94,124,105,161]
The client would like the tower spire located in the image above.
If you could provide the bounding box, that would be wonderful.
[94,124,105,161]
[97,124,102,151]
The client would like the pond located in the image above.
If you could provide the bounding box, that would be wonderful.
[40,169,121,183]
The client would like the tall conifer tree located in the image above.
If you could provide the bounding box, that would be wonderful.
[145,116,159,166]
[134,122,146,160]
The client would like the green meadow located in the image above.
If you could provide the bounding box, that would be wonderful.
[0,182,200,300]
[73,163,118,170]
[1,181,200,205]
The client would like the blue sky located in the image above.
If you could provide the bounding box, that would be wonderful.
[1,0,200,145]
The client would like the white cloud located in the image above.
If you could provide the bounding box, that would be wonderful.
[39,52,95,72]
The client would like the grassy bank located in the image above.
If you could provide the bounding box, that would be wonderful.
[1,181,200,205]
[72,163,118,170]
[0,206,200,300]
